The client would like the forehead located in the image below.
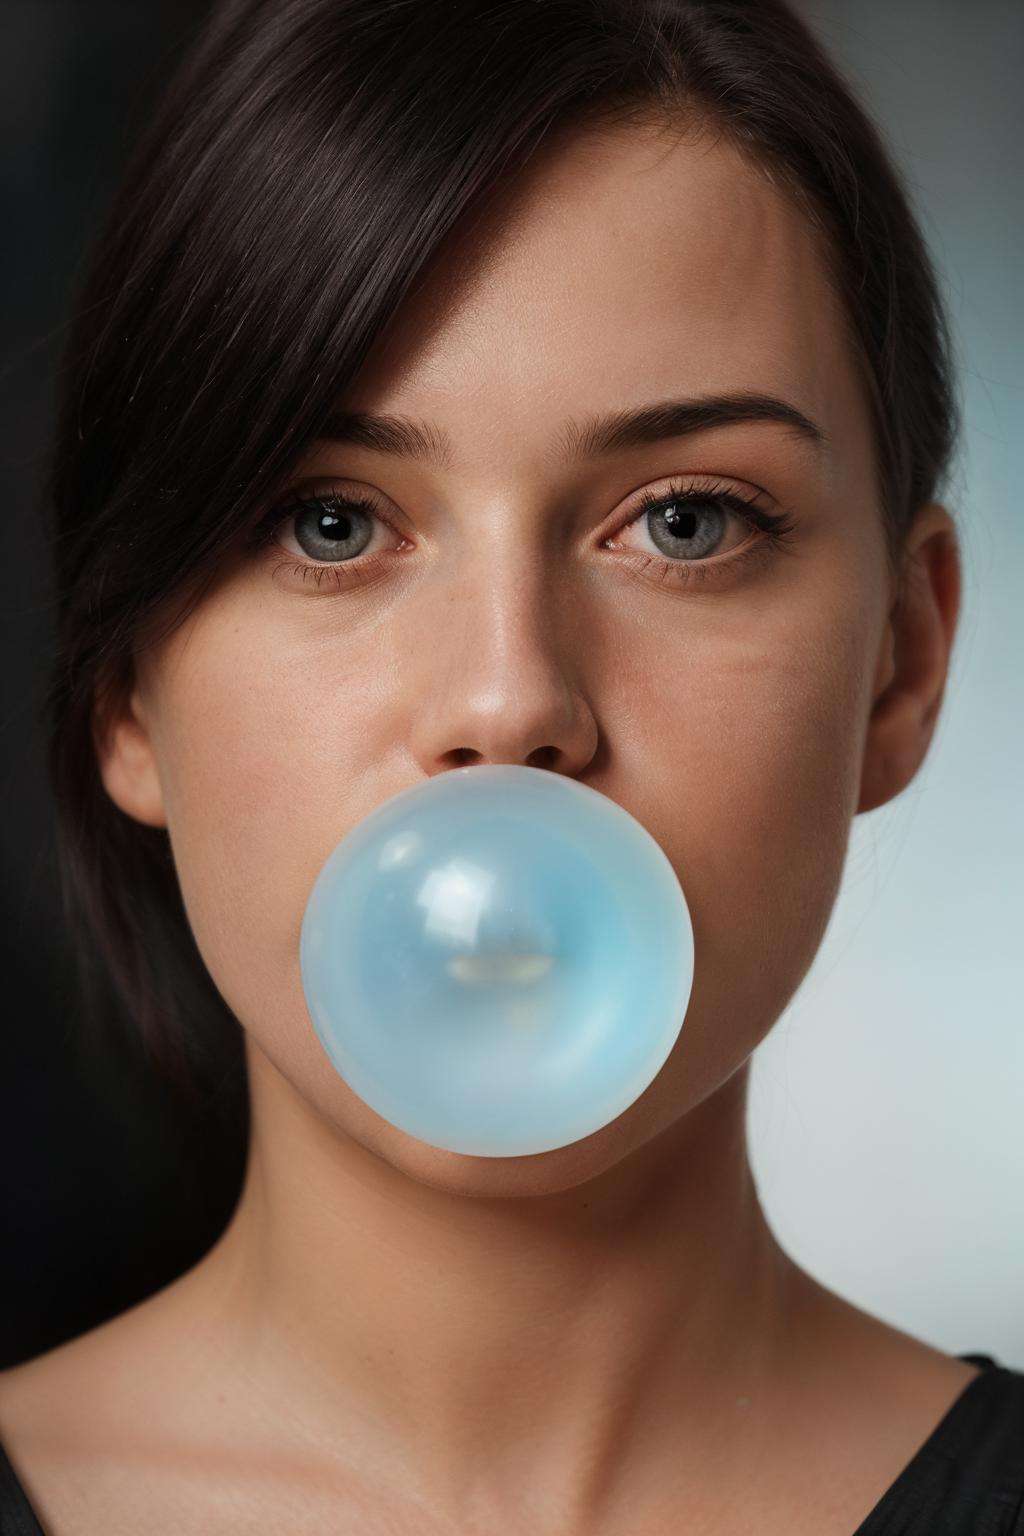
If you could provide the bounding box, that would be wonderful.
[350,117,867,488]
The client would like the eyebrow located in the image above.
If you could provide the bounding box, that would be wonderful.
[315,391,827,471]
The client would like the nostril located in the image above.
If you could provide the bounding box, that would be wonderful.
[527,745,558,770]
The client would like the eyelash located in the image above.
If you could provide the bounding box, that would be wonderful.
[248,475,798,594]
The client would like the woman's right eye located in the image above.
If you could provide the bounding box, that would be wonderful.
[258,489,407,564]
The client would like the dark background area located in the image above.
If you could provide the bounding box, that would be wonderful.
[0,0,241,1371]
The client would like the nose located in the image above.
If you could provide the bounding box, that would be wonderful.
[406,542,600,778]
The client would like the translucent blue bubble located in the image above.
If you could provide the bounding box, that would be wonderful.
[299,764,694,1156]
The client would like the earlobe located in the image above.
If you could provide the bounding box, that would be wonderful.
[93,680,169,829]
[856,504,962,817]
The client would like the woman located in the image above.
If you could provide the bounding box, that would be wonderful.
[0,0,1020,1531]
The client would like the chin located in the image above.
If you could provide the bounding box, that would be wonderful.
[360,1107,651,1202]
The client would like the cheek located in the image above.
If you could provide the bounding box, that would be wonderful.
[621,565,879,1096]
[692,628,862,985]
[151,603,394,1049]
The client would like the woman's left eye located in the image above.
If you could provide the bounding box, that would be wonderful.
[252,477,797,593]
[607,476,798,583]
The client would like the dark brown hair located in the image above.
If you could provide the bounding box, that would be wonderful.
[44,0,958,1114]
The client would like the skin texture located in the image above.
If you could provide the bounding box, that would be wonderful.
[0,118,966,1534]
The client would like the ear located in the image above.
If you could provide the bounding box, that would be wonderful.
[857,502,962,816]
[93,676,169,829]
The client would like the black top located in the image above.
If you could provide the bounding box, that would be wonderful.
[0,1351,1021,1533]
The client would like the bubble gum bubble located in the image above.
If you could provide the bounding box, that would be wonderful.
[300,765,694,1156]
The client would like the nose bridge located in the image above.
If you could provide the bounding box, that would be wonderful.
[456,530,561,656]
[406,533,598,774]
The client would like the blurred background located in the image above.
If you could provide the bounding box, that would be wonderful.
[1,1,1021,1371]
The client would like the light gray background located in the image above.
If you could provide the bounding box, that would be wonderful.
[750,1,1023,1369]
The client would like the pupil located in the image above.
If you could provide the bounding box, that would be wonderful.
[664,505,698,537]
[319,509,351,540]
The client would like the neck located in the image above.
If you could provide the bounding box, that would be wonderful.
[181,1042,802,1531]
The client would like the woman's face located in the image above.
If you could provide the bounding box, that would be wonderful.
[102,118,899,1196]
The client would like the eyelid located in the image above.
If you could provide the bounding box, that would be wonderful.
[262,469,770,538]
[607,471,771,533]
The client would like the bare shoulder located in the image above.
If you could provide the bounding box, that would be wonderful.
[759,1271,987,1533]
[0,1295,418,1536]
[0,1236,255,1464]
[0,1304,175,1535]
[0,1275,192,1447]
[0,1325,119,1450]
[0,1280,270,1536]
[785,1266,985,1413]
